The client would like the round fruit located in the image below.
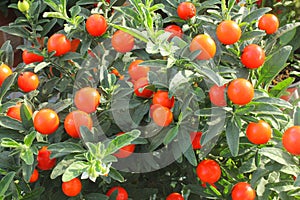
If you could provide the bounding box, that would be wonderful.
[246,120,272,144]
[34,109,60,135]
[227,78,254,105]
[0,63,12,87]
[190,34,216,60]
[37,146,56,170]
[111,30,134,53]
[216,20,241,45]
[166,193,184,200]
[190,131,202,149]
[86,14,107,37]
[282,126,300,155]
[7,103,32,121]
[258,14,279,34]
[18,0,29,12]
[74,87,101,113]
[62,178,82,197]
[106,186,128,200]
[70,39,80,52]
[152,106,173,127]
[114,133,136,158]
[22,50,44,64]
[18,72,39,93]
[196,159,221,184]
[29,169,39,183]
[64,110,93,138]
[164,25,183,39]
[48,33,71,56]
[153,91,175,109]
[231,182,256,200]
[177,2,196,20]
[150,104,161,118]
[241,44,265,69]
[128,60,150,81]
[209,84,227,107]
[134,77,154,98]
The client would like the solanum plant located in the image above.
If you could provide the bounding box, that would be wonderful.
[0,0,300,199]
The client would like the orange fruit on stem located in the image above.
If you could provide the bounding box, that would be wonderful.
[48,33,71,56]
[231,182,256,200]
[7,103,32,121]
[152,105,173,127]
[241,44,265,69]
[111,30,135,53]
[18,72,39,93]
[177,2,196,20]
[209,84,227,107]
[64,110,93,138]
[164,25,183,39]
[128,60,150,81]
[74,87,101,113]
[190,34,216,60]
[216,20,241,45]
[134,77,154,98]
[0,63,12,87]
[86,14,107,37]
[106,186,128,200]
[37,146,56,170]
[190,131,202,149]
[22,50,44,64]
[246,120,272,144]
[34,109,60,135]
[258,14,279,34]
[282,126,300,155]
[166,192,184,200]
[196,159,221,184]
[227,78,254,105]
[62,178,82,197]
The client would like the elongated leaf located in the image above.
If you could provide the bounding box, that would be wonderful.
[163,126,179,145]
[0,41,14,67]
[110,24,149,43]
[24,131,36,147]
[251,97,293,109]
[20,104,33,130]
[0,172,15,196]
[34,62,50,73]
[177,129,197,166]
[294,107,300,126]
[240,30,266,41]
[226,117,240,157]
[20,187,45,200]
[257,46,292,88]
[1,138,21,148]
[84,193,109,200]
[51,158,76,179]
[259,147,298,166]
[48,142,85,158]
[109,168,125,182]
[269,77,295,98]
[0,73,17,103]
[242,8,272,23]
[105,130,140,156]
[20,148,34,165]
[62,161,89,182]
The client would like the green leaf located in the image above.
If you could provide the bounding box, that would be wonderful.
[48,142,85,158]
[177,129,197,166]
[0,73,17,104]
[257,46,292,88]
[240,30,266,41]
[226,117,240,157]
[0,172,15,196]
[62,161,89,182]
[0,41,14,67]
[294,107,300,126]
[0,116,25,131]
[24,131,36,147]
[251,97,293,109]
[20,104,33,130]
[1,138,21,148]
[34,62,51,73]
[20,187,45,200]
[108,168,125,182]
[110,24,149,43]
[84,193,109,200]
[105,130,141,156]
[269,77,295,98]
[51,158,76,179]
[259,147,298,166]
[20,148,34,165]
[242,8,272,23]
[163,126,179,145]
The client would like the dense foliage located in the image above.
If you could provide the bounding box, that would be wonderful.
[0,0,300,199]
